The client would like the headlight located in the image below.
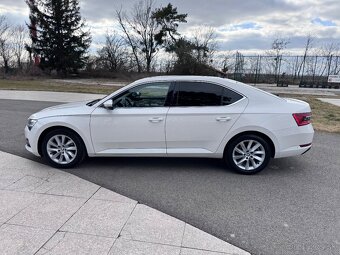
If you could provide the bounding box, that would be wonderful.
[27,119,38,131]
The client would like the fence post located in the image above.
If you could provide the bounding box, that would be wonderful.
[293,56,299,82]
[335,56,339,74]
[257,56,262,85]
[277,55,282,85]
[312,56,318,84]
[254,55,259,85]
[327,55,333,77]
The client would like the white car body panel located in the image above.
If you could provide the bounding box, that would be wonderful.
[90,106,169,156]
[25,76,314,162]
[166,98,248,156]
[25,115,95,157]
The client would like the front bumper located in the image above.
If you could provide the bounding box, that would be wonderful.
[24,125,40,157]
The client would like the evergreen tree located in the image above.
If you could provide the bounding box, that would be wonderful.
[152,5,215,75]
[152,3,187,50]
[26,0,91,75]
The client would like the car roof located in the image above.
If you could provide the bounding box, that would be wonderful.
[134,75,234,83]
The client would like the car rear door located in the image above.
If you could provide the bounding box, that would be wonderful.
[165,81,248,155]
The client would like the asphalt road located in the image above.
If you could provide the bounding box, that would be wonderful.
[0,99,339,255]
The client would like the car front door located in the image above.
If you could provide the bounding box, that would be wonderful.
[166,81,248,155]
[90,82,173,156]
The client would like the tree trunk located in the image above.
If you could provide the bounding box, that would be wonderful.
[3,59,9,73]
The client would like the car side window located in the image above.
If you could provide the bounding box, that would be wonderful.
[112,82,171,108]
[175,82,243,107]
[175,82,223,106]
[221,88,243,105]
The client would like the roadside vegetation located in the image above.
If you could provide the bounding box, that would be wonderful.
[300,97,340,133]
[0,79,118,94]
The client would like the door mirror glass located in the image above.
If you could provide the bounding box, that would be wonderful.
[102,100,114,110]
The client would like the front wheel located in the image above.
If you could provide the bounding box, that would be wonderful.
[41,129,86,168]
[225,135,271,174]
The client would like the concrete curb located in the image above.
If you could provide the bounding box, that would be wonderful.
[0,90,106,103]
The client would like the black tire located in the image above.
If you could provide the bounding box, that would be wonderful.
[41,129,86,169]
[224,134,271,175]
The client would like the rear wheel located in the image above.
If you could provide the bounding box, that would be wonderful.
[225,135,271,174]
[41,129,86,168]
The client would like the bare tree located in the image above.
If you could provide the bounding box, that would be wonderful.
[97,31,128,71]
[12,25,27,69]
[296,35,314,79]
[219,51,234,73]
[319,42,340,76]
[271,38,290,56]
[0,15,12,73]
[116,0,158,73]
[266,37,290,79]
[191,26,217,65]
[116,9,142,72]
[0,15,9,38]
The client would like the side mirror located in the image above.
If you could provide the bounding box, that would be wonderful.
[102,100,114,110]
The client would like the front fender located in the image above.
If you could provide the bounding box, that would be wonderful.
[33,115,95,156]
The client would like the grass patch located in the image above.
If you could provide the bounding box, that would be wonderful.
[308,97,340,133]
[0,79,119,94]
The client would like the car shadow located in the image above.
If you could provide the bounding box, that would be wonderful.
[81,156,230,173]
[68,155,302,177]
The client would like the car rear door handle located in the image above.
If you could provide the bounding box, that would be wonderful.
[149,117,164,123]
[216,117,231,122]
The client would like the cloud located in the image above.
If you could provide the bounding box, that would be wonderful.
[0,3,29,24]
[1,0,339,55]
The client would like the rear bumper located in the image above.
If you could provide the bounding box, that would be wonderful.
[274,124,314,158]
[301,146,312,155]
[275,144,312,158]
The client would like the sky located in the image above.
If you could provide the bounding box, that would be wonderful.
[0,0,339,55]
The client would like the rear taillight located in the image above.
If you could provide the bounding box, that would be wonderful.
[293,112,311,126]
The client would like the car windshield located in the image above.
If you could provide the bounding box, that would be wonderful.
[86,98,103,106]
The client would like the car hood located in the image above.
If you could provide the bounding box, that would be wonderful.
[30,101,94,119]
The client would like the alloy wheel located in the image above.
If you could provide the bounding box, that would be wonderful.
[46,135,78,165]
[232,139,266,171]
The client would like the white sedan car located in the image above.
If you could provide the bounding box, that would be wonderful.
[25,76,314,174]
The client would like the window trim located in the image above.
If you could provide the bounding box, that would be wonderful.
[171,80,245,107]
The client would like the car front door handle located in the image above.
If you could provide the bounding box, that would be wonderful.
[216,117,231,122]
[149,117,164,123]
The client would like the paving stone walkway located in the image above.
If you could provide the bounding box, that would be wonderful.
[0,151,250,255]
